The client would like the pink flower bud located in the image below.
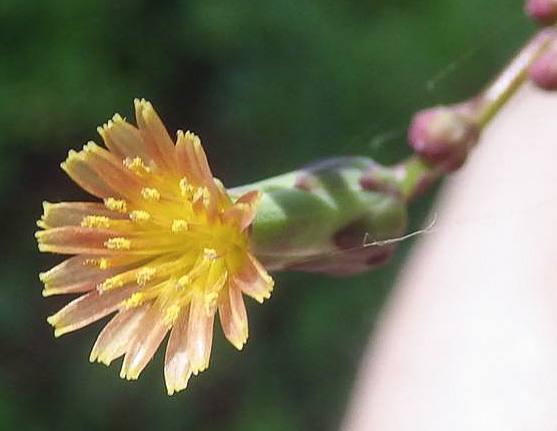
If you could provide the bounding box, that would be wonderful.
[526,0,557,24]
[529,39,557,90]
[408,105,480,173]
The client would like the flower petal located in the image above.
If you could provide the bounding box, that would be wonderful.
[90,305,149,365]
[218,284,248,350]
[222,190,260,231]
[61,150,120,199]
[134,99,177,172]
[164,308,192,395]
[187,295,214,375]
[47,283,140,337]
[40,254,149,296]
[36,226,116,255]
[120,304,169,380]
[38,202,126,229]
[233,253,274,303]
[78,142,145,200]
[176,132,204,185]
[97,114,154,166]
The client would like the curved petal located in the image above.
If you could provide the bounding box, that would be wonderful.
[47,283,140,337]
[234,253,274,303]
[164,308,192,395]
[222,191,260,231]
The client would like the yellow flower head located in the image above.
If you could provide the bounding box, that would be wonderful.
[36,99,274,395]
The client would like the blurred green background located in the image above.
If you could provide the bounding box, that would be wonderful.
[0,1,534,430]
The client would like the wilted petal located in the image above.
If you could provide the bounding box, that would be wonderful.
[164,308,192,395]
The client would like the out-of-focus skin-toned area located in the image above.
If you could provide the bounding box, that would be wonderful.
[342,85,557,431]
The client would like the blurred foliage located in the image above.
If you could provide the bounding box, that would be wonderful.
[0,1,533,430]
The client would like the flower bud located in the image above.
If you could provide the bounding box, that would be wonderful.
[408,105,480,173]
[529,38,557,90]
[525,0,557,24]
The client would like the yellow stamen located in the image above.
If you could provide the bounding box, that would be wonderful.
[164,305,181,326]
[141,187,160,201]
[123,156,150,174]
[129,210,150,222]
[171,219,189,233]
[136,267,157,286]
[84,258,109,269]
[81,215,111,229]
[179,178,195,198]
[203,248,218,260]
[97,276,124,292]
[177,274,191,288]
[192,187,210,204]
[105,237,131,250]
[123,292,145,309]
[104,198,127,213]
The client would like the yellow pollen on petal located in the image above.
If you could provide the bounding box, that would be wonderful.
[104,198,127,213]
[163,305,181,326]
[123,292,145,309]
[105,237,131,250]
[177,274,191,288]
[204,292,219,315]
[97,276,124,292]
[129,210,150,222]
[123,156,151,174]
[136,267,156,286]
[171,219,189,233]
[179,178,195,199]
[203,248,218,260]
[81,215,111,229]
[193,187,210,204]
[141,187,160,201]
[84,258,109,269]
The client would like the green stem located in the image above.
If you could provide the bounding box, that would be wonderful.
[474,27,555,127]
